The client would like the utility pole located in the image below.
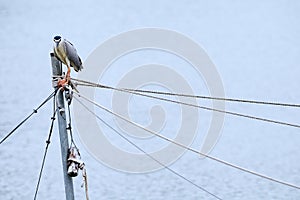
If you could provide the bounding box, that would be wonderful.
[51,53,75,200]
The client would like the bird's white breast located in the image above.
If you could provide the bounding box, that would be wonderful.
[54,42,67,64]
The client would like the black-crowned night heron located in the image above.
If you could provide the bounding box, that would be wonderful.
[53,35,83,86]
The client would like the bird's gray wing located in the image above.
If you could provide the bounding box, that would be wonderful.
[64,39,83,71]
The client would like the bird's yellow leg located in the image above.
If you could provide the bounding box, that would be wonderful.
[57,67,71,88]
[57,78,67,88]
[57,78,68,87]
[65,66,71,84]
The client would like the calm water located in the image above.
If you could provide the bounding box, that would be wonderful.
[1,1,300,199]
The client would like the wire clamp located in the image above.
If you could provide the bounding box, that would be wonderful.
[64,85,73,105]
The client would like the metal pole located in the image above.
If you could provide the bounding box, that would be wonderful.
[50,53,75,200]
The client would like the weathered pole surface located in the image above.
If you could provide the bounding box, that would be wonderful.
[50,53,75,200]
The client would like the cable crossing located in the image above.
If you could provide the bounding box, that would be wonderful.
[73,91,300,191]
[3,75,300,198]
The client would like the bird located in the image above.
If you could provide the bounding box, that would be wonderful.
[53,35,83,86]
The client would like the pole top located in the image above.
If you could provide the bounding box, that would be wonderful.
[50,53,63,88]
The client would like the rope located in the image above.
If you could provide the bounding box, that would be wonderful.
[74,96,222,200]
[66,102,76,148]
[82,168,89,200]
[64,87,89,200]
[34,93,57,200]
[0,91,56,145]
[71,78,300,108]
[73,91,300,190]
[73,80,300,129]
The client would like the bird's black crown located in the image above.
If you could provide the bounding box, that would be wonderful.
[54,35,61,40]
